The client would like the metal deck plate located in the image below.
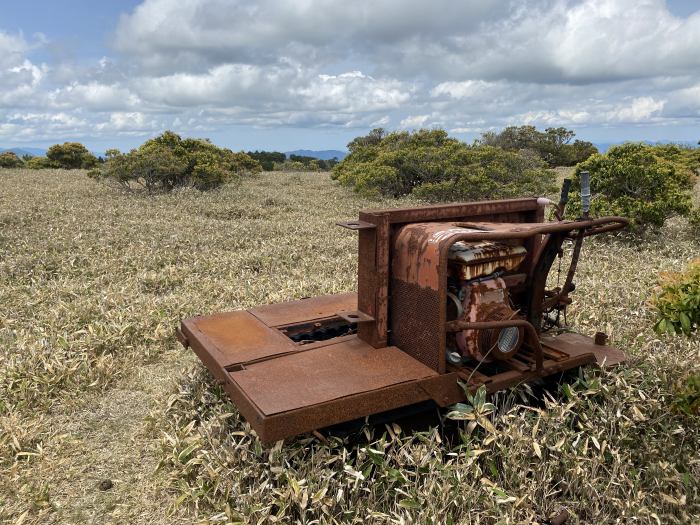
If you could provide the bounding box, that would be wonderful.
[230,337,438,416]
[250,293,357,327]
[182,311,297,369]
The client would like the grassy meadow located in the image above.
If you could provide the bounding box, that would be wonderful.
[0,168,699,524]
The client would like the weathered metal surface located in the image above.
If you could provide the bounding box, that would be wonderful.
[182,311,297,369]
[541,332,626,367]
[448,240,527,281]
[230,337,438,416]
[177,198,630,442]
[250,293,356,327]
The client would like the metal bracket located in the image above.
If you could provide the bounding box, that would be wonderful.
[336,220,376,230]
[337,310,375,324]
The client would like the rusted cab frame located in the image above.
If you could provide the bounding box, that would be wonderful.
[177,198,627,442]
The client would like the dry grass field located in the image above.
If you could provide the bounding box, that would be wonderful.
[1,168,699,524]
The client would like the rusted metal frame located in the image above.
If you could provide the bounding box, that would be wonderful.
[357,213,390,347]
[356,199,549,349]
[357,226,378,346]
[452,216,628,239]
[445,319,545,372]
[180,320,233,385]
[360,198,542,224]
[227,372,463,443]
[580,222,628,237]
[542,229,585,311]
[527,231,565,331]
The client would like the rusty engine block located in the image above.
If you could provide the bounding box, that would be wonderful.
[177,175,628,442]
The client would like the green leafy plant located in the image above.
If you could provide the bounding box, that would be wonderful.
[651,258,700,336]
[332,128,555,200]
[672,373,700,416]
[88,131,261,192]
[568,143,697,229]
[446,384,497,434]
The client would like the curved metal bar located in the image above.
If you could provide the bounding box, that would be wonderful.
[452,216,628,240]
[445,319,544,372]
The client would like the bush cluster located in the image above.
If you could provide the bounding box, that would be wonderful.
[246,150,286,171]
[89,131,261,191]
[332,128,556,200]
[479,125,598,167]
[0,151,23,168]
[651,258,700,336]
[47,142,97,169]
[245,151,339,171]
[567,143,697,229]
[24,156,56,169]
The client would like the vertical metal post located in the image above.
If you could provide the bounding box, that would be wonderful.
[580,170,591,219]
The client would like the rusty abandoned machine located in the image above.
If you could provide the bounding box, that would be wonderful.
[177,173,628,442]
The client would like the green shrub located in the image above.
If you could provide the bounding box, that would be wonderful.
[568,143,696,229]
[246,150,286,171]
[332,128,556,200]
[672,374,700,416]
[24,156,56,169]
[0,151,23,168]
[479,125,598,167]
[89,131,261,192]
[46,142,97,169]
[650,258,700,336]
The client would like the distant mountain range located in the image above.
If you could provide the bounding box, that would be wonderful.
[285,149,347,160]
[0,147,47,157]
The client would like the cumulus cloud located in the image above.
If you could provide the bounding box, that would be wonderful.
[1,0,700,145]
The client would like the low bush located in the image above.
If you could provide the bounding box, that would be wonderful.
[332,128,556,200]
[88,131,261,192]
[0,151,23,168]
[568,143,697,229]
[47,142,97,169]
[24,156,56,169]
[651,258,700,336]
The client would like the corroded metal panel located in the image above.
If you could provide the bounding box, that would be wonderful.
[182,311,297,369]
[250,293,356,327]
[230,337,438,416]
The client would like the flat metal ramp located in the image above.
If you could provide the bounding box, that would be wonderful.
[223,336,440,442]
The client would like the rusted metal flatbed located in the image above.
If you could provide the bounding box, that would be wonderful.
[179,293,624,443]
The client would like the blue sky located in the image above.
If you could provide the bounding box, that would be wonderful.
[1,0,699,153]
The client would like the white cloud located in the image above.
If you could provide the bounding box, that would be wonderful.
[2,1,700,145]
[399,115,430,129]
